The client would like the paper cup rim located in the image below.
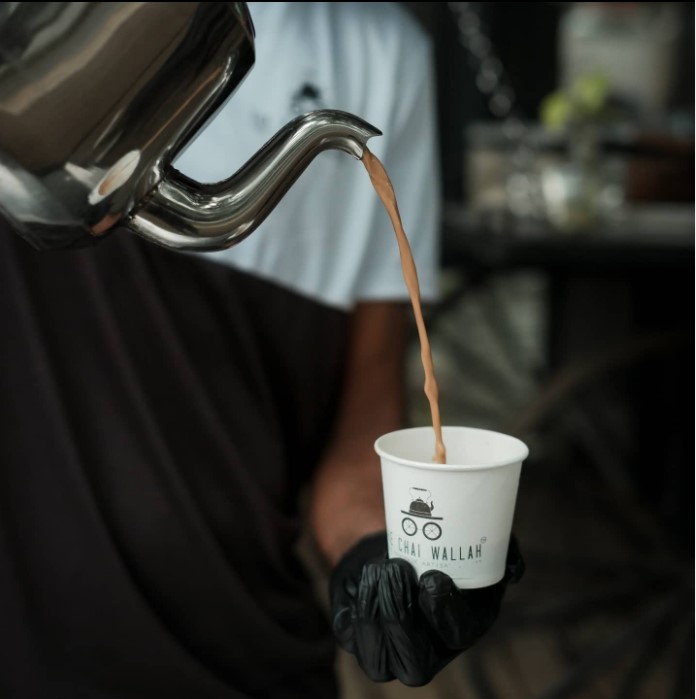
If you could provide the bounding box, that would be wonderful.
[374,426,529,472]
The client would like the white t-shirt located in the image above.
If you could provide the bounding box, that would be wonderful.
[175,1,441,311]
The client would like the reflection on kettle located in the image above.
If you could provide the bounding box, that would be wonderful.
[0,2,380,251]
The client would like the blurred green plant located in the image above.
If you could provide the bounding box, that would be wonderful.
[537,73,618,233]
[540,73,611,131]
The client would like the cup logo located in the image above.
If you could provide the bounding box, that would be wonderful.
[390,485,487,578]
[400,487,443,541]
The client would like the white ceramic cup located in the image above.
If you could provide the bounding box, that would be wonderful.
[374,426,528,589]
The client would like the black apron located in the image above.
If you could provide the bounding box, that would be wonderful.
[0,224,350,698]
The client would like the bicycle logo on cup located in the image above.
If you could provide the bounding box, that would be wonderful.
[400,487,443,541]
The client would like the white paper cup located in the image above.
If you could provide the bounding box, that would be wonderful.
[375,426,528,589]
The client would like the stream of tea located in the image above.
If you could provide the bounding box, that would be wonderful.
[362,148,447,464]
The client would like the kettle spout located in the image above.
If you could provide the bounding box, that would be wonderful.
[128,110,381,251]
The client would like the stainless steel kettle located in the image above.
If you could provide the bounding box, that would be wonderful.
[0,2,380,251]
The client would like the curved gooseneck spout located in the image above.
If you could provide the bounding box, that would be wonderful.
[128,110,381,251]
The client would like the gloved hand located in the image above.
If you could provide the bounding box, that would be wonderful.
[329,531,524,687]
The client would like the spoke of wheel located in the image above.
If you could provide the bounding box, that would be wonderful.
[615,596,681,699]
[535,597,677,699]
[669,619,694,699]
[504,576,660,629]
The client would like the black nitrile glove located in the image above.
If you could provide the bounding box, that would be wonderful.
[329,531,524,687]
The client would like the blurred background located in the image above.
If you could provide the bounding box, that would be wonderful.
[333,3,694,698]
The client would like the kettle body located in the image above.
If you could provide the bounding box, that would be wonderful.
[0,2,379,251]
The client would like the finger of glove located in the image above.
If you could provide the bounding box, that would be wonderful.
[332,602,356,654]
[379,559,439,687]
[329,532,390,655]
[418,571,504,650]
[354,562,393,682]
[330,571,359,654]
[329,530,389,616]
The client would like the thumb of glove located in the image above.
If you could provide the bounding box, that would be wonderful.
[329,531,388,655]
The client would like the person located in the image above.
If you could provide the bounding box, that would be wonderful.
[0,3,521,697]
